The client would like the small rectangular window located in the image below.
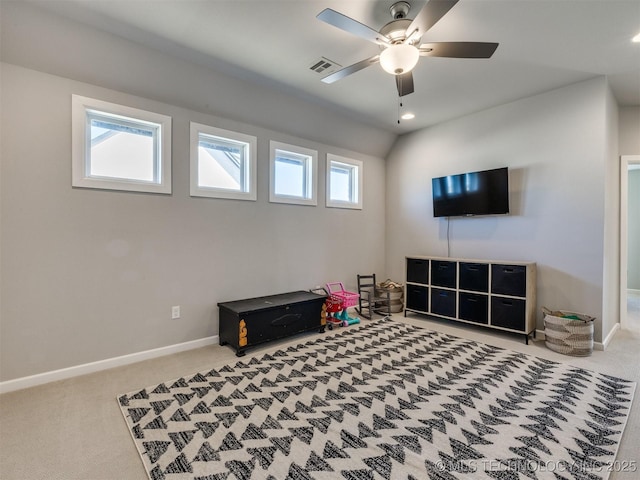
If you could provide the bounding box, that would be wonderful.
[326,154,363,209]
[72,95,171,194]
[329,163,354,202]
[190,123,257,201]
[269,141,317,206]
[87,112,158,182]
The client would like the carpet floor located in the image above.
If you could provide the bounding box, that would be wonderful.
[118,318,636,480]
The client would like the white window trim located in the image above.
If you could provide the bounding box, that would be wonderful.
[190,122,257,201]
[269,141,318,206]
[326,153,363,209]
[71,95,172,194]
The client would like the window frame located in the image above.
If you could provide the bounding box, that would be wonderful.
[71,95,172,194]
[326,153,363,209]
[189,122,257,201]
[269,141,318,206]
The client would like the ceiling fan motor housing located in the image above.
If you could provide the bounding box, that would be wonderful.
[389,1,411,20]
[381,2,415,44]
[379,18,412,44]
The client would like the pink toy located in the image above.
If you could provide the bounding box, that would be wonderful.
[326,282,360,326]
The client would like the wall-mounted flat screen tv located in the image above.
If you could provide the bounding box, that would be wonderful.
[432,167,509,217]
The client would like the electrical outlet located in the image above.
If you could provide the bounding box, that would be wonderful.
[171,305,181,319]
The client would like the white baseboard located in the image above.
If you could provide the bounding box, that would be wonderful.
[0,320,625,394]
[601,322,620,350]
[0,335,219,394]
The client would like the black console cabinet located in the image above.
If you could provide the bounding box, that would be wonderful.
[218,291,327,356]
[405,256,536,343]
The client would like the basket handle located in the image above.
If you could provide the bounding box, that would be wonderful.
[326,282,345,294]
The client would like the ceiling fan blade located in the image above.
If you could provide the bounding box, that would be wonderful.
[317,8,389,45]
[404,0,459,44]
[396,72,414,97]
[321,55,380,84]
[419,42,499,58]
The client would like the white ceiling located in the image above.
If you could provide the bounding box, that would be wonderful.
[30,0,640,134]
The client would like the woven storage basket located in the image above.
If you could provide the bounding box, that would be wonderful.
[376,280,404,313]
[543,308,594,356]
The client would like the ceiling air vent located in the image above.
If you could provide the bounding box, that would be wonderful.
[309,57,341,75]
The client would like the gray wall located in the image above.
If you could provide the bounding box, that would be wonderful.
[601,85,620,341]
[629,170,640,290]
[0,63,388,382]
[0,0,395,382]
[385,77,616,343]
[619,107,639,291]
[619,107,640,155]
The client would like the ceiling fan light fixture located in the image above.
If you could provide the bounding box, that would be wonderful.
[380,43,419,75]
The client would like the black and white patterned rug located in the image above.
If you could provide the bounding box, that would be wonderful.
[118,318,636,480]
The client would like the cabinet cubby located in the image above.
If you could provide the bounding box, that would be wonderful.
[407,258,429,284]
[459,262,489,292]
[459,292,489,324]
[431,288,456,317]
[404,256,536,343]
[431,260,456,288]
[405,284,428,312]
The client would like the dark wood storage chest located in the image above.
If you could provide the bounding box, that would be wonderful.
[218,290,327,356]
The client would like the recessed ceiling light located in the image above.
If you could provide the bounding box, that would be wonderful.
[401,112,415,120]
[633,32,640,43]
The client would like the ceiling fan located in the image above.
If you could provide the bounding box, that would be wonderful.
[317,0,498,97]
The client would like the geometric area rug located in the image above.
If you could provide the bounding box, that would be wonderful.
[118,318,636,480]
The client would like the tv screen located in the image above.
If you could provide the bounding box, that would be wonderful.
[432,167,509,217]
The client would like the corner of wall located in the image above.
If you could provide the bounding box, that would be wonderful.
[600,79,621,343]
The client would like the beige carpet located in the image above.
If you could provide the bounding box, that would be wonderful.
[1,314,639,479]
